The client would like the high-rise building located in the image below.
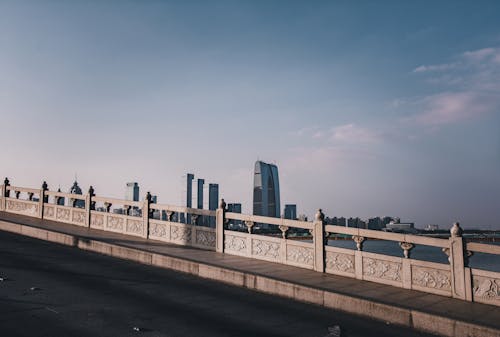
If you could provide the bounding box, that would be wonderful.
[197,179,204,209]
[208,183,219,227]
[125,182,139,202]
[227,203,242,228]
[227,203,242,213]
[186,174,194,208]
[253,161,280,218]
[284,204,297,220]
[208,183,219,211]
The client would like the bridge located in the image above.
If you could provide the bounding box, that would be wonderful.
[0,178,499,337]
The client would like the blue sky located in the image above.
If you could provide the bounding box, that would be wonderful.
[1,1,499,229]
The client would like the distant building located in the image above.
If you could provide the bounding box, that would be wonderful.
[253,161,280,218]
[69,181,85,208]
[298,214,308,222]
[347,217,365,228]
[125,182,139,202]
[56,188,65,206]
[384,221,416,233]
[208,184,219,211]
[283,204,297,220]
[208,183,219,227]
[424,224,439,231]
[227,203,242,229]
[197,179,204,209]
[368,217,383,230]
[227,203,242,213]
[186,174,194,207]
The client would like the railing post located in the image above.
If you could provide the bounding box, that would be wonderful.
[313,209,326,272]
[448,222,470,300]
[1,177,8,211]
[86,186,95,228]
[143,192,151,238]
[2,177,10,211]
[40,181,48,219]
[216,199,226,253]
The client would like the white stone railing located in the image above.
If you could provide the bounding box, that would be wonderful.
[0,179,498,306]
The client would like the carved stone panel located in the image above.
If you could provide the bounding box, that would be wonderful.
[149,222,168,238]
[43,206,55,218]
[126,219,143,234]
[224,234,247,253]
[411,266,451,291]
[72,210,86,224]
[363,257,401,281]
[107,216,124,231]
[91,214,104,228]
[7,200,39,216]
[286,245,314,266]
[252,239,280,259]
[473,275,500,304]
[171,226,191,242]
[196,230,216,247]
[326,252,355,274]
[56,208,71,221]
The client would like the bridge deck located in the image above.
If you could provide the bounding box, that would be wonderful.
[0,211,499,337]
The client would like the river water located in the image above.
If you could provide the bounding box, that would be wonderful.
[327,239,500,272]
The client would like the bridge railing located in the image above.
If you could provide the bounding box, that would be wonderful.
[220,209,316,270]
[0,179,498,307]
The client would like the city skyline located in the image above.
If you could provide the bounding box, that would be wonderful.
[1,2,499,229]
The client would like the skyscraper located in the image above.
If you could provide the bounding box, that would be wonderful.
[208,183,219,227]
[125,182,139,202]
[284,204,297,220]
[208,183,219,211]
[186,174,194,208]
[197,178,204,209]
[253,161,280,218]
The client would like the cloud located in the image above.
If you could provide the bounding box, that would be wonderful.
[463,47,498,61]
[404,46,500,127]
[294,123,383,145]
[414,91,493,125]
[413,62,458,73]
[330,124,382,144]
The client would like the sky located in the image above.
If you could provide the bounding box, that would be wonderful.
[1,1,499,229]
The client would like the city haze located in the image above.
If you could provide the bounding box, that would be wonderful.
[1,1,499,229]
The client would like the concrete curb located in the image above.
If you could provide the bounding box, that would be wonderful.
[0,220,498,337]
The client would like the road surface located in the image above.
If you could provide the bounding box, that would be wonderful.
[0,230,436,337]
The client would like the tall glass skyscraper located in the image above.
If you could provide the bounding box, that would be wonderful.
[253,161,280,218]
[125,182,139,202]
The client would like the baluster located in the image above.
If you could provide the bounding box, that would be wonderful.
[399,242,414,258]
[279,225,289,239]
[245,220,254,234]
[352,235,365,251]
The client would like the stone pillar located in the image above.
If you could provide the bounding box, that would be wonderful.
[143,192,151,239]
[313,209,326,272]
[2,177,10,211]
[448,222,468,300]
[1,177,8,211]
[86,186,95,228]
[216,199,226,253]
[40,181,48,219]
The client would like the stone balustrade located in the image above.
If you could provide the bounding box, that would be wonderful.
[0,178,498,307]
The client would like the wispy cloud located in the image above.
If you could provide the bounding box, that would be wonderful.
[405,46,500,127]
[413,62,458,73]
[330,124,382,144]
[414,91,494,125]
[295,123,383,145]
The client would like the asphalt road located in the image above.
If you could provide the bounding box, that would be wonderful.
[0,230,437,337]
